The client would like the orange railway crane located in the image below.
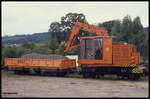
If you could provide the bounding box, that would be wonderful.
[65,22,143,80]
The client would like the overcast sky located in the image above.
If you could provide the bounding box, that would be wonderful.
[2,1,149,36]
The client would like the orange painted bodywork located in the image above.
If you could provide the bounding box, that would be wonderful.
[65,22,140,68]
[4,58,76,69]
[78,36,140,67]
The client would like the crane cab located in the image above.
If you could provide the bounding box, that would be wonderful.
[79,36,114,66]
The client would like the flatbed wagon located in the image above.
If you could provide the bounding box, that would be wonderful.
[4,58,76,76]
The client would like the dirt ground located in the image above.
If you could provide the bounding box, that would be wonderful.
[1,72,149,98]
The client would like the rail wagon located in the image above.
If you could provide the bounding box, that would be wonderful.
[4,58,76,76]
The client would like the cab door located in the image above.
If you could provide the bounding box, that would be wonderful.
[94,38,103,60]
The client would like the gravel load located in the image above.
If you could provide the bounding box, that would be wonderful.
[21,53,69,60]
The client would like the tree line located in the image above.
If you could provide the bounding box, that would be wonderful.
[98,15,148,62]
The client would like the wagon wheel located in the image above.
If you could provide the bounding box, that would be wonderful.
[56,69,61,77]
[120,75,126,80]
[14,70,22,74]
[128,74,140,80]
[89,73,96,78]
[133,74,140,80]
[83,73,88,78]
[60,72,67,77]
[116,74,122,79]
[33,68,41,75]
[23,69,30,75]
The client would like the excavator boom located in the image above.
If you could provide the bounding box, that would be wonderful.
[65,22,108,52]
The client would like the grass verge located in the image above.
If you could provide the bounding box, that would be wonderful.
[1,70,14,76]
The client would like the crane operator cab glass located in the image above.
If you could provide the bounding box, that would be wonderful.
[80,36,113,64]
[81,37,103,60]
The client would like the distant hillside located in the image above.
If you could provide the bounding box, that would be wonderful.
[2,27,148,46]
[2,32,51,46]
